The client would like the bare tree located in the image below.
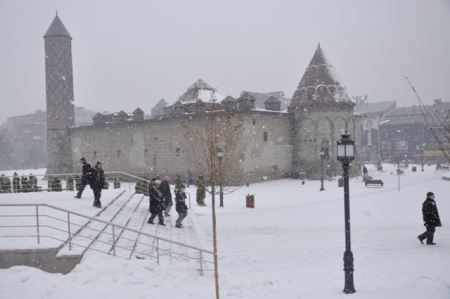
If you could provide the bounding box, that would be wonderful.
[182,89,252,299]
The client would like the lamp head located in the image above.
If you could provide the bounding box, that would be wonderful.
[337,132,355,164]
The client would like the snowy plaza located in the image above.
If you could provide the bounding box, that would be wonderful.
[0,163,449,299]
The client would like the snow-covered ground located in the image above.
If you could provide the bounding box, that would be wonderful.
[0,164,449,298]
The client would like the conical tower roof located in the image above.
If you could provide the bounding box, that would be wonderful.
[290,44,352,106]
[187,79,214,91]
[176,79,225,104]
[44,14,72,39]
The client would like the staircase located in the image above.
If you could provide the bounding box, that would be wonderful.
[54,190,211,272]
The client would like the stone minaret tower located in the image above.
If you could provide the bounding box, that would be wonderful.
[44,13,75,175]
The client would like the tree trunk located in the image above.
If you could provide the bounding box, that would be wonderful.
[211,184,220,299]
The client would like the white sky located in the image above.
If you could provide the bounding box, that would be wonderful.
[0,0,449,124]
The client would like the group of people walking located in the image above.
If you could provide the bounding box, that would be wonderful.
[74,157,104,208]
[148,177,188,228]
[74,157,188,228]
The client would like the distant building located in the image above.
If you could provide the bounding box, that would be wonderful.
[354,100,396,162]
[4,106,97,170]
[379,99,450,162]
[74,107,99,127]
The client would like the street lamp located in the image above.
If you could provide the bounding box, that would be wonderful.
[422,143,425,172]
[336,132,356,294]
[153,154,157,178]
[319,144,328,191]
[217,148,224,207]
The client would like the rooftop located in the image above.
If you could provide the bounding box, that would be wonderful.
[43,14,72,39]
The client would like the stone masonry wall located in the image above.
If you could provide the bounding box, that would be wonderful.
[70,111,292,185]
[291,104,362,179]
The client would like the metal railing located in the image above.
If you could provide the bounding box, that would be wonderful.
[0,203,212,274]
[0,171,148,192]
[0,171,192,206]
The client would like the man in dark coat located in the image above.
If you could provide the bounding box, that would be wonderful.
[148,180,165,226]
[91,161,105,208]
[75,157,91,199]
[418,192,442,245]
[175,184,188,228]
[160,176,173,217]
[362,165,368,182]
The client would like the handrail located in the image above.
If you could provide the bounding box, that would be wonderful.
[0,203,212,254]
[1,171,151,182]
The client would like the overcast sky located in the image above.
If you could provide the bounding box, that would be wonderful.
[0,0,449,124]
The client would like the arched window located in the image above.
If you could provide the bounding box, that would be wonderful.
[94,151,97,160]
[117,150,121,157]
[144,149,148,158]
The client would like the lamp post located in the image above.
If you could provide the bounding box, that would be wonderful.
[421,143,425,172]
[337,132,356,294]
[217,148,224,207]
[319,146,328,191]
[153,154,157,178]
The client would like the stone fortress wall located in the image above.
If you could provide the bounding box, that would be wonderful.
[70,110,293,184]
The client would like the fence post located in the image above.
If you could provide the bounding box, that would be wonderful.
[187,193,191,209]
[68,212,72,250]
[112,225,116,257]
[199,250,203,275]
[36,206,40,245]
[157,239,160,265]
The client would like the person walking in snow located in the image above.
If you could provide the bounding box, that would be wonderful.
[160,176,173,217]
[362,165,368,182]
[91,161,105,208]
[75,157,91,199]
[148,180,165,226]
[418,192,442,245]
[175,184,188,228]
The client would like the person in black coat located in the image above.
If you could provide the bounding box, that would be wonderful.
[75,157,91,198]
[148,180,165,226]
[362,165,368,182]
[160,176,173,217]
[418,192,442,245]
[91,161,105,208]
[175,184,188,228]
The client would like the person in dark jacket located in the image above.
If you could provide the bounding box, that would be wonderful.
[175,184,188,228]
[91,161,105,208]
[418,192,442,245]
[160,176,173,217]
[148,180,165,226]
[75,157,92,198]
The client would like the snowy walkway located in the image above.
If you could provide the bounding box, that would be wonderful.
[1,164,449,298]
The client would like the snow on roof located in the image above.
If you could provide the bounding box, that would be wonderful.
[290,44,353,106]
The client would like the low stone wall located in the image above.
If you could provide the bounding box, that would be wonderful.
[0,248,81,274]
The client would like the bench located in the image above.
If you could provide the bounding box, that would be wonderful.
[436,164,449,171]
[365,179,384,187]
